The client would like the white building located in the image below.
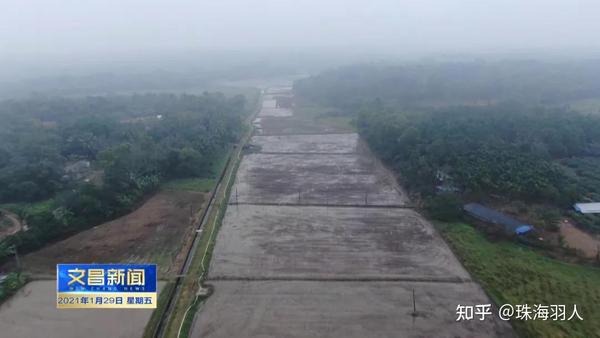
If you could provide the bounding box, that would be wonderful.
[574,203,600,214]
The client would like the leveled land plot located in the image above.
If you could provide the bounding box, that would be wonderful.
[192,280,514,338]
[256,116,355,135]
[22,191,204,277]
[259,95,293,117]
[231,153,406,206]
[208,205,469,281]
[251,133,359,154]
[0,281,163,338]
[259,107,293,117]
[265,87,292,95]
[262,98,277,108]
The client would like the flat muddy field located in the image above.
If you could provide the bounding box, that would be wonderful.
[192,281,514,338]
[0,280,163,338]
[231,152,406,206]
[251,133,358,154]
[209,205,469,281]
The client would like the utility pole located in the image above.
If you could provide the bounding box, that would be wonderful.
[12,245,21,274]
[412,288,417,317]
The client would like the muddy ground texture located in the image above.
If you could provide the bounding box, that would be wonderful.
[21,190,205,277]
[210,205,468,281]
[192,87,514,338]
[0,281,163,338]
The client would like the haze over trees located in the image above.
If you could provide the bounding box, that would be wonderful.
[295,60,600,109]
[295,60,600,231]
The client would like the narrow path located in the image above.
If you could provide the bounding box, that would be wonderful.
[0,209,25,240]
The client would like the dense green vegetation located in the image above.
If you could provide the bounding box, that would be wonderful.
[161,178,216,193]
[357,103,600,202]
[442,223,600,337]
[0,92,251,262]
[0,272,26,304]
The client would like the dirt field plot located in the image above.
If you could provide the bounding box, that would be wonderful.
[265,87,292,95]
[259,107,293,117]
[22,191,204,277]
[256,116,354,135]
[0,281,164,338]
[251,133,358,154]
[192,280,514,338]
[231,153,406,205]
[209,205,469,280]
[262,98,277,108]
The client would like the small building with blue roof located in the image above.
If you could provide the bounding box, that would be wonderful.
[464,203,534,236]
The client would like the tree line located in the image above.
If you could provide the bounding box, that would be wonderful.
[295,60,600,109]
[295,61,600,231]
[0,92,249,262]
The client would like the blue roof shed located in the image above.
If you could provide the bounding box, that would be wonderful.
[464,203,534,235]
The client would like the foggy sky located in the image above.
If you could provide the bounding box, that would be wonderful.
[2,0,600,75]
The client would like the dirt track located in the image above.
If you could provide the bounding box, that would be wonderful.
[0,209,24,240]
[191,87,514,337]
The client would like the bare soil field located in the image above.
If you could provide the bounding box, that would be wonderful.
[251,133,358,154]
[21,190,205,277]
[261,98,277,108]
[265,86,293,95]
[258,96,293,117]
[209,205,469,280]
[231,152,406,206]
[192,87,513,337]
[0,280,164,338]
[193,281,514,338]
[256,115,355,135]
[259,107,293,117]
[560,220,600,258]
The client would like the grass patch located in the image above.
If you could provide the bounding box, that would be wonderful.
[161,145,235,194]
[316,116,356,132]
[0,273,27,305]
[162,178,215,193]
[142,281,176,338]
[292,101,356,133]
[0,217,13,229]
[0,199,55,217]
[440,222,600,337]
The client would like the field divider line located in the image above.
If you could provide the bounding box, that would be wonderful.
[228,202,416,209]
[206,276,472,284]
[257,131,359,136]
[256,152,357,155]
